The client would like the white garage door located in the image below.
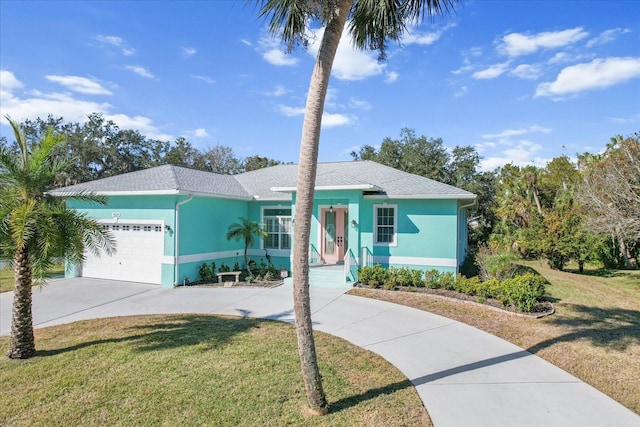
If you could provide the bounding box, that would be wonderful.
[82,223,165,284]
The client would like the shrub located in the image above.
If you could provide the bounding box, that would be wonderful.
[424,269,441,289]
[395,267,414,287]
[475,247,519,281]
[219,263,230,273]
[439,272,456,290]
[500,273,547,312]
[454,274,480,295]
[198,262,213,283]
[358,264,389,289]
[411,269,425,287]
[233,262,241,272]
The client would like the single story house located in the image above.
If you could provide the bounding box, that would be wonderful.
[51,160,476,287]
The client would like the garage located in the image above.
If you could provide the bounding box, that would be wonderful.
[81,222,165,284]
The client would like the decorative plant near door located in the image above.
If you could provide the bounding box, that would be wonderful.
[225,217,268,275]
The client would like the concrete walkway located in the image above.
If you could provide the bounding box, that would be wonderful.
[1,278,638,427]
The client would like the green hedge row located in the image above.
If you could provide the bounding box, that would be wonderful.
[357,265,547,312]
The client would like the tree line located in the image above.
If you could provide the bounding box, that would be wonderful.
[2,115,638,271]
[0,113,285,186]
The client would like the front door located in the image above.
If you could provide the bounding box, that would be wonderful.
[321,207,348,263]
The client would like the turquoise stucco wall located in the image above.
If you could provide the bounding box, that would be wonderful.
[358,198,460,273]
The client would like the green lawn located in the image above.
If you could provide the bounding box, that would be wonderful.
[0,315,430,426]
[0,264,65,293]
[350,262,640,415]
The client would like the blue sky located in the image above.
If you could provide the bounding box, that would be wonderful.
[1,0,639,171]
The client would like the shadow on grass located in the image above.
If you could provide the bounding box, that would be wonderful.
[37,314,276,356]
[528,304,640,353]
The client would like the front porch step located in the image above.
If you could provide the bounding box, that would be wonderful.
[283,265,355,288]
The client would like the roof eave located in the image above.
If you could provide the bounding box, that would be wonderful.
[50,189,253,201]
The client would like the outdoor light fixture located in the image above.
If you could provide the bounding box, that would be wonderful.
[351,219,358,228]
[329,200,334,213]
[165,225,171,232]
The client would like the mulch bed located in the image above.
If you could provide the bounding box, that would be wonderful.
[353,284,555,318]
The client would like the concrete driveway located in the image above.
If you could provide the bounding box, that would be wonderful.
[1,278,638,427]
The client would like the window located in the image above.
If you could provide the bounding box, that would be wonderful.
[374,204,397,246]
[263,208,292,250]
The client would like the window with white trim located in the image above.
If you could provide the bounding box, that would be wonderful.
[374,204,397,246]
[263,208,292,250]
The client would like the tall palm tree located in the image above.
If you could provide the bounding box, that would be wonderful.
[254,0,457,414]
[225,217,268,274]
[0,116,114,359]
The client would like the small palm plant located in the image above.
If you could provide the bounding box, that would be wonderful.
[225,217,268,275]
[0,116,115,359]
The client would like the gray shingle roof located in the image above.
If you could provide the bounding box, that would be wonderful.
[51,161,475,201]
[49,164,252,200]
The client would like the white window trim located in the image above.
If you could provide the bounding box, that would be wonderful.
[261,206,292,251]
[373,204,398,247]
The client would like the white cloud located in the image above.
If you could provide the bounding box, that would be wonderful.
[535,57,640,98]
[307,27,385,81]
[1,89,113,125]
[182,47,197,57]
[349,97,371,110]
[263,85,288,97]
[125,65,155,79]
[105,113,172,141]
[498,27,588,57]
[263,48,298,66]
[45,75,113,95]
[321,112,352,128]
[240,39,252,46]
[472,62,510,79]
[275,104,353,128]
[510,64,543,80]
[277,105,305,117]
[94,35,134,56]
[403,22,456,46]
[193,128,208,138]
[611,113,640,124]
[586,28,630,48]
[482,125,551,140]
[453,85,468,97]
[0,71,171,142]
[385,71,399,83]
[0,70,24,92]
[94,35,123,46]
[193,75,216,84]
[478,126,551,170]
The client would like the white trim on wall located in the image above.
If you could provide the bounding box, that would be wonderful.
[373,255,457,268]
[177,248,291,264]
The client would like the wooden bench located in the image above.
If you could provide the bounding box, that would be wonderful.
[217,271,241,287]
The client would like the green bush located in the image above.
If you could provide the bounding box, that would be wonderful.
[219,263,230,273]
[358,264,389,289]
[454,274,480,295]
[198,262,217,283]
[475,247,519,281]
[411,269,425,287]
[439,272,456,290]
[501,273,547,312]
[395,267,413,287]
[424,269,441,289]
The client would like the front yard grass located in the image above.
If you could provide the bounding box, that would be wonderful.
[0,315,430,426]
[349,261,640,415]
[0,264,65,293]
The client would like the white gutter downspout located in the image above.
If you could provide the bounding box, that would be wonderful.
[174,195,193,286]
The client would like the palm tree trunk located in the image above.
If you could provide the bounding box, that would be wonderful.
[7,246,36,359]
[292,0,351,414]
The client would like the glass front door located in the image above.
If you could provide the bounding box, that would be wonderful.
[321,207,348,263]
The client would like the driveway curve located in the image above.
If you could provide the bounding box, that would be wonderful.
[1,278,638,427]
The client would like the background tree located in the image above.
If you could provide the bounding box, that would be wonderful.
[578,134,640,267]
[0,117,114,359]
[225,217,268,275]
[243,155,283,172]
[255,0,457,414]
